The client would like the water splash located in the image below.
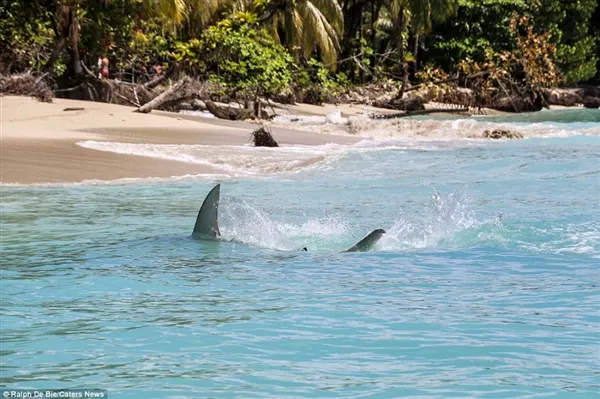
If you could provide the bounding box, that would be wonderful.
[216,187,488,252]
[379,187,487,250]
[218,198,351,251]
[212,187,600,256]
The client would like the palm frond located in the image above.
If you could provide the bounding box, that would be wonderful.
[153,0,188,26]
[299,1,340,65]
[308,0,344,35]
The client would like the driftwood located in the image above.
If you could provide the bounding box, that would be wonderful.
[401,71,491,95]
[0,73,53,102]
[137,76,203,113]
[205,100,255,120]
[143,62,180,90]
[251,127,279,147]
[52,62,155,106]
[56,77,155,106]
[491,95,542,113]
[56,63,216,113]
[371,107,470,120]
[373,95,425,111]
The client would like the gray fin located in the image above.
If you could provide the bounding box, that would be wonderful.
[344,229,386,252]
[192,184,221,239]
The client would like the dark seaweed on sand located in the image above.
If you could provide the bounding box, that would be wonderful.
[251,126,279,147]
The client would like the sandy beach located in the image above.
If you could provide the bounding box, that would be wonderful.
[1,96,363,184]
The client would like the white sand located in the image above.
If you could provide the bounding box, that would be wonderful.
[1,96,359,184]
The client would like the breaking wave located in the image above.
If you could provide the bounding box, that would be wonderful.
[271,109,600,139]
[76,140,450,177]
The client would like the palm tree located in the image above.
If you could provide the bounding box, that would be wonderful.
[389,0,457,97]
[148,0,232,36]
[43,0,231,75]
[258,0,344,67]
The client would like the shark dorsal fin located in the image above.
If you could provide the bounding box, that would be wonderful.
[344,229,386,252]
[192,184,221,239]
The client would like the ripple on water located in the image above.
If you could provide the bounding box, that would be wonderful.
[1,127,599,398]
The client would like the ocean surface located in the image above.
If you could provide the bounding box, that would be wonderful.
[1,109,599,398]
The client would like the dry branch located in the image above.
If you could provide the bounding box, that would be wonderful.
[370,107,470,120]
[0,73,53,102]
[136,77,203,113]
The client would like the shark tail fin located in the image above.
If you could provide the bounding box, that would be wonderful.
[192,184,221,239]
[344,229,386,252]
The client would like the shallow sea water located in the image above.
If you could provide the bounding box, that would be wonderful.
[1,110,599,398]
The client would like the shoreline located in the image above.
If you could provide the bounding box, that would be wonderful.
[0,96,360,185]
[1,96,596,185]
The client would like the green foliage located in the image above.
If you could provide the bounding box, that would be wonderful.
[426,0,528,71]
[1,0,598,98]
[557,37,598,84]
[292,58,349,104]
[535,0,598,84]
[259,0,344,67]
[78,0,161,71]
[183,16,294,98]
[0,1,54,73]
[593,2,600,83]
[429,0,598,84]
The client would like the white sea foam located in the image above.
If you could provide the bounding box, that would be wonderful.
[77,141,332,176]
[76,139,449,178]
[272,111,600,140]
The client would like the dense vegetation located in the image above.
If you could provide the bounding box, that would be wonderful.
[1,0,598,102]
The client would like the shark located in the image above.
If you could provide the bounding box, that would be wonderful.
[191,184,386,252]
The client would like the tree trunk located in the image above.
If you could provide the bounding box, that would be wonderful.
[44,2,83,75]
[394,6,409,99]
[412,32,419,74]
[70,12,83,75]
[370,0,382,69]
[341,0,368,81]
[44,3,72,73]
[358,3,364,82]
[44,36,67,73]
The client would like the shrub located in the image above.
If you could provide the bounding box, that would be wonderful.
[177,14,293,99]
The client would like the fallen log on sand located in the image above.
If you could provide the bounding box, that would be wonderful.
[205,100,255,120]
[370,107,470,120]
[0,72,53,102]
[136,76,205,113]
[372,96,425,111]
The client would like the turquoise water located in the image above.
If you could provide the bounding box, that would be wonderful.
[1,110,600,398]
